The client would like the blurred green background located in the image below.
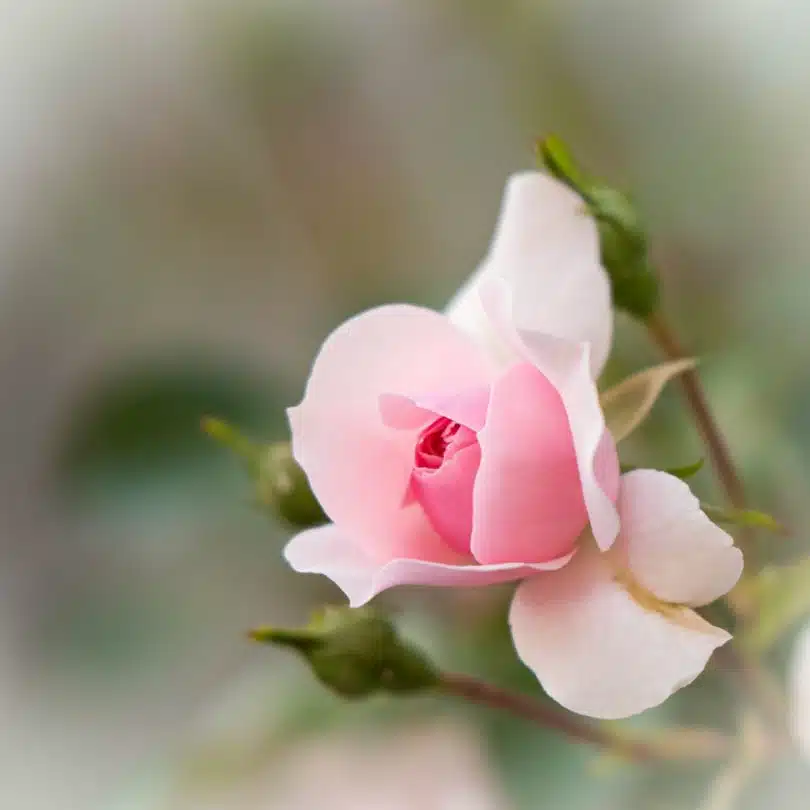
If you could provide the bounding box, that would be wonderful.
[4,1,810,808]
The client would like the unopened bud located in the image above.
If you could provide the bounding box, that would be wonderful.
[202,417,326,528]
[250,606,440,698]
[537,136,659,320]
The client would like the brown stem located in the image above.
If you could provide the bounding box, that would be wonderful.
[439,672,730,763]
[646,312,746,510]
[646,310,788,738]
[647,311,758,591]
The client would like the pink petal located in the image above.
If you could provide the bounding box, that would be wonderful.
[471,363,588,564]
[379,388,490,432]
[381,387,490,555]
[411,438,481,556]
[447,173,612,377]
[290,305,489,560]
[509,549,731,719]
[478,277,620,550]
[617,470,744,607]
[284,523,573,608]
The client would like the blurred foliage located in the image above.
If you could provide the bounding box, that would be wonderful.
[741,560,810,654]
[57,362,283,505]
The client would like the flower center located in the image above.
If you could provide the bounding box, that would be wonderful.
[410,415,481,555]
[414,417,462,470]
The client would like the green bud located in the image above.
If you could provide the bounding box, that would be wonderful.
[255,442,327,527]
[250,606,440,699]
[202,417,326,528]
[536,136,659,320]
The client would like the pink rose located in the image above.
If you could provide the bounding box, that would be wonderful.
[285,173,743,718]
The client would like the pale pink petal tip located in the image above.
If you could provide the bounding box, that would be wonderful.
[284,524,573,608]
[618,470,744,607]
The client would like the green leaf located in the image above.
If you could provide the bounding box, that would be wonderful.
[665,458,705,480]
[621,458,704,480]
[701,505,785,534]
[600,359,696,442]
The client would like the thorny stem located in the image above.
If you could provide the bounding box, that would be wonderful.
[439,673,730,763]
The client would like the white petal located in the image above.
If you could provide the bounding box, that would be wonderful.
[445,265,518,372]
[284,524,573,608]
[509,550,730,719]
[789,622,810,760]
[448,173,612,377]
[618,470,743,607]
[600,359,696,442]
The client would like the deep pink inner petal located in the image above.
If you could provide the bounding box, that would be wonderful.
[411,417,481,554]
[379,386,490,557]
[414,418,474,468]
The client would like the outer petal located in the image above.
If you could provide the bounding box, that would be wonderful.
[479,277,620,550]
[618,470,743,607]
[447,173,612,377]
[290,305,489,561]
[284,524,573,608]
[509,549,730,719]
[471,363,588,564]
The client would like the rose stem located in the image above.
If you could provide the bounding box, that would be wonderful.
[439,672,730,763]
[646,312,747,510]
[645,310,787,735]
